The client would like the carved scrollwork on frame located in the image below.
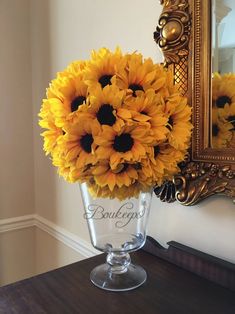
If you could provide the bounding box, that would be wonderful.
[154,0,191,204]
[173,162,235,205]
[154,181,176,203]
[155,161,235,205]
[154,0,190,65]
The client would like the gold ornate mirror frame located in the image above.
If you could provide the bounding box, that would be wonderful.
[154,0,235,205]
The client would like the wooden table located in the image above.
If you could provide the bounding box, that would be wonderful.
[1,241,235,314]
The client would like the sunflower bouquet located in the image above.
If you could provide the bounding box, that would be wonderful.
[39,47,192,200]
[212,73,235,148]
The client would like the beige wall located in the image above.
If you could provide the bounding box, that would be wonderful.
[35,228,85,275]
[0,0,35,286]
[0,0,34,219]
[0,228,35,286]
[149,195,235,263]
[0,227,85,286]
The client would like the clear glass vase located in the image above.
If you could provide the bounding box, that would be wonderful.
[80,182,152,292]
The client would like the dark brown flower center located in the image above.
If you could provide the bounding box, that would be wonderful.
[154,146,160,158]
[228,115,235,130]
[96,104,116,126]
[215,96,231,108]
[83,163,92,172]
[71,96,86,112]
[80,134,93,153]
[167,116,174,130]
[113,133,134,152]
[133,162,142,170]
[119,163,129,173]
[212,124,219,137]
[98,75,113,88]
[140,111,148,115]
[128,84,144,97]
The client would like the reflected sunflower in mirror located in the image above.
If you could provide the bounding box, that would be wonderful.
[211,107,233,148]
[212,73,235,148]
[212,72,235,108]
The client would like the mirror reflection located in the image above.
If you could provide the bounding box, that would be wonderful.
[211,0,235,149]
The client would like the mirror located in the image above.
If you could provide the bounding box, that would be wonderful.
[154,0,235,205]
[211,0,235,149]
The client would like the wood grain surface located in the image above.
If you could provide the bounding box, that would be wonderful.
[1,248,235,314]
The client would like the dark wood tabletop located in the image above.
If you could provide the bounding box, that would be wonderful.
[0,247,235,314]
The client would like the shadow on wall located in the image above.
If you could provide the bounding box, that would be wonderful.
[32,0,68,275]
[0,0,38,285]
[1,0,62,286]
[32,0,57,225]
[32,0,89,276]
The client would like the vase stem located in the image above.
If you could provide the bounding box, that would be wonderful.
[106,252,131,274]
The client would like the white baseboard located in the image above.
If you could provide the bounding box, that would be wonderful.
[0,214,98,258]
[0,215,35,233]
[34,215,99,258]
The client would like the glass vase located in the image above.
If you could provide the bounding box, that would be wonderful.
[80,182,152,292]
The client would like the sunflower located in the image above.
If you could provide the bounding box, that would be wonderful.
[87,84,130,131]
[42,61,89,128]
[211,107,233,148]
[39,99,65,155]
[110,183,150,200]
[148,144,185,186]
[92,161,138,191]
[60,60,87,77]
[83,47,125,90]
[52,146,94,183]
[113,52,176,98]
[94,124,153,169]
[58,116,100,172]
[164,94,192,150]
[52,148,74,183]
[87,179,149,200]
[41,125,64,156]
[131,158,155,188]
[217,103,235,131]
[212,72,235,108]
[91,156,156,193]
[216,103,235,148]
[123,90,169,143]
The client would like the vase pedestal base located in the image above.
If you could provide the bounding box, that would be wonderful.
[90,263,147,292]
